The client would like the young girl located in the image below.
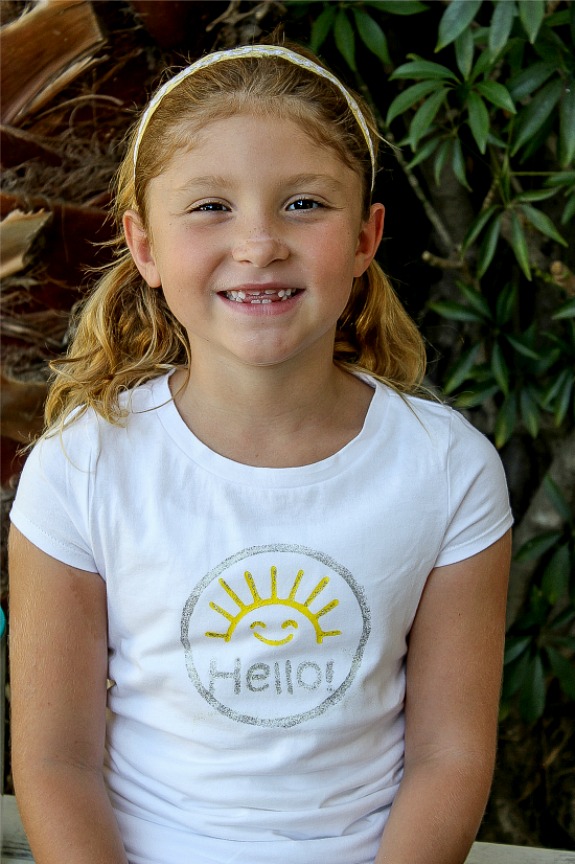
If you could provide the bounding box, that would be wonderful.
[9,42,513,864]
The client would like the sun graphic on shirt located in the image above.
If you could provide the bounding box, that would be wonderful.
[205,566,341,646]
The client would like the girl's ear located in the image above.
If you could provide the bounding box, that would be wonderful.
[353,203,385,278]
[123,210,162,288]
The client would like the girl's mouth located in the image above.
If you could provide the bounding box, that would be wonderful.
[222,288,299,304]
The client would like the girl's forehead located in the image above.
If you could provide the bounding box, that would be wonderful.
[176,109,320,144]
[165,111,355,172]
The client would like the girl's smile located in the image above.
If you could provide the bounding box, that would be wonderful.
[124,112,383,373]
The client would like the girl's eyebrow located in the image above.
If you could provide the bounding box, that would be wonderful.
[282,173,346,193]
[174,173,346,194]
[174,176,229,193]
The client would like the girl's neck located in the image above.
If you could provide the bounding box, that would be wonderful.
[169,356,374,468]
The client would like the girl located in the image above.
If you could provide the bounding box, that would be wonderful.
[9,42,513,864]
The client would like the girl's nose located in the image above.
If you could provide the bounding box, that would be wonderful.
[231,230,289,268]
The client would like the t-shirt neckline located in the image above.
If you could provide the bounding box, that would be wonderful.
[147,371,389,487]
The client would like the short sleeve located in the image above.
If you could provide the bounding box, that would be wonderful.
[434,410,513,568]
[10,417,100,573]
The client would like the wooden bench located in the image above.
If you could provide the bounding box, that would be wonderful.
[2,795,574,863]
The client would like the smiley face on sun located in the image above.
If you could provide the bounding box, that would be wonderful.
[205,566,341,646]
[249,617,298,646]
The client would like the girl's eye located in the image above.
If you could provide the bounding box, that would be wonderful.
[191,201,229,212]
[287,198,322,211]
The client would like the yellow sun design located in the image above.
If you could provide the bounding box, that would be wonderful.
[205,566,341,645]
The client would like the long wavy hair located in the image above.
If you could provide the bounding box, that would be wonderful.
[45,41,426,430]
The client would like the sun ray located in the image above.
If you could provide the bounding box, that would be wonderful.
[288,569,304,600]
[209,601,236,622]
[244,570,261,602]
[219,577,246,609]
[315,599,339,618]
[303,576,330,607]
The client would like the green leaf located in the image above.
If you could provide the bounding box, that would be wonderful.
[546,647,575,700]
[391,57,458,81]
[518,204,567,246]
[436,0,483,52]
[561,193,575,226]
[508,62,556,101]
[543,368,575,426]
[553,298,575,320]
[475,80,516,114]
[353,8,391,64]
[520,386,541,437]
[515,188,558,203]
[334,9,356,71]
[467,91,490,153]
[509,211,531,280]
[364,1,428,15]
[310,5,336,52]
[454,28,474,80]
[511,78,563,156]
[502,646,532,699]
[456,382,500,409]
[543,367,572,405]
[462,205,500,253]
[406,136,440,169]
[386,80,441,124]
[469,47,495,84]
[543,475,572,523]
[407,89,448,148]
[544,170,575,188]
[553,372,574,427]
[505,333,540,360]
[504,635,532,664]
[491,342,509,395]
[495,283,517,326]
[433,139,452,185]
[541,543,570,603]
[559,83,575,169]
[477,213,501,276]
[519,652,546,723]
[489,0,516,57]
[451,137,470,190]
[494,393,517,447]
[518,0,545,43]
[457,282,492,318]
[443,343,483,394]
[428,300,485,323]
[515,531,563,562]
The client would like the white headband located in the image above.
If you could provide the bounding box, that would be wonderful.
[132,44,376,190]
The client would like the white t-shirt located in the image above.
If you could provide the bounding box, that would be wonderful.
[11,372,513,864]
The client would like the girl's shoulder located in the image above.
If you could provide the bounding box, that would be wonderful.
[371,379,504,475]
[34,372,173,468]
[376,380,489,443]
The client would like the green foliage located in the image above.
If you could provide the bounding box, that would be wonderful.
[429,281,575,446]
[503,478,575,723]
[287,0,575,731]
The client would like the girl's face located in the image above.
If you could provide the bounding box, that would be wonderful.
[124,112,384,374]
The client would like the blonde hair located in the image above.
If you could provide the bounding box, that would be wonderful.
[45,41,426,430]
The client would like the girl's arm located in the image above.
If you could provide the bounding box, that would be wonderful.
[375,530,512,864]
[9,528,129,864]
